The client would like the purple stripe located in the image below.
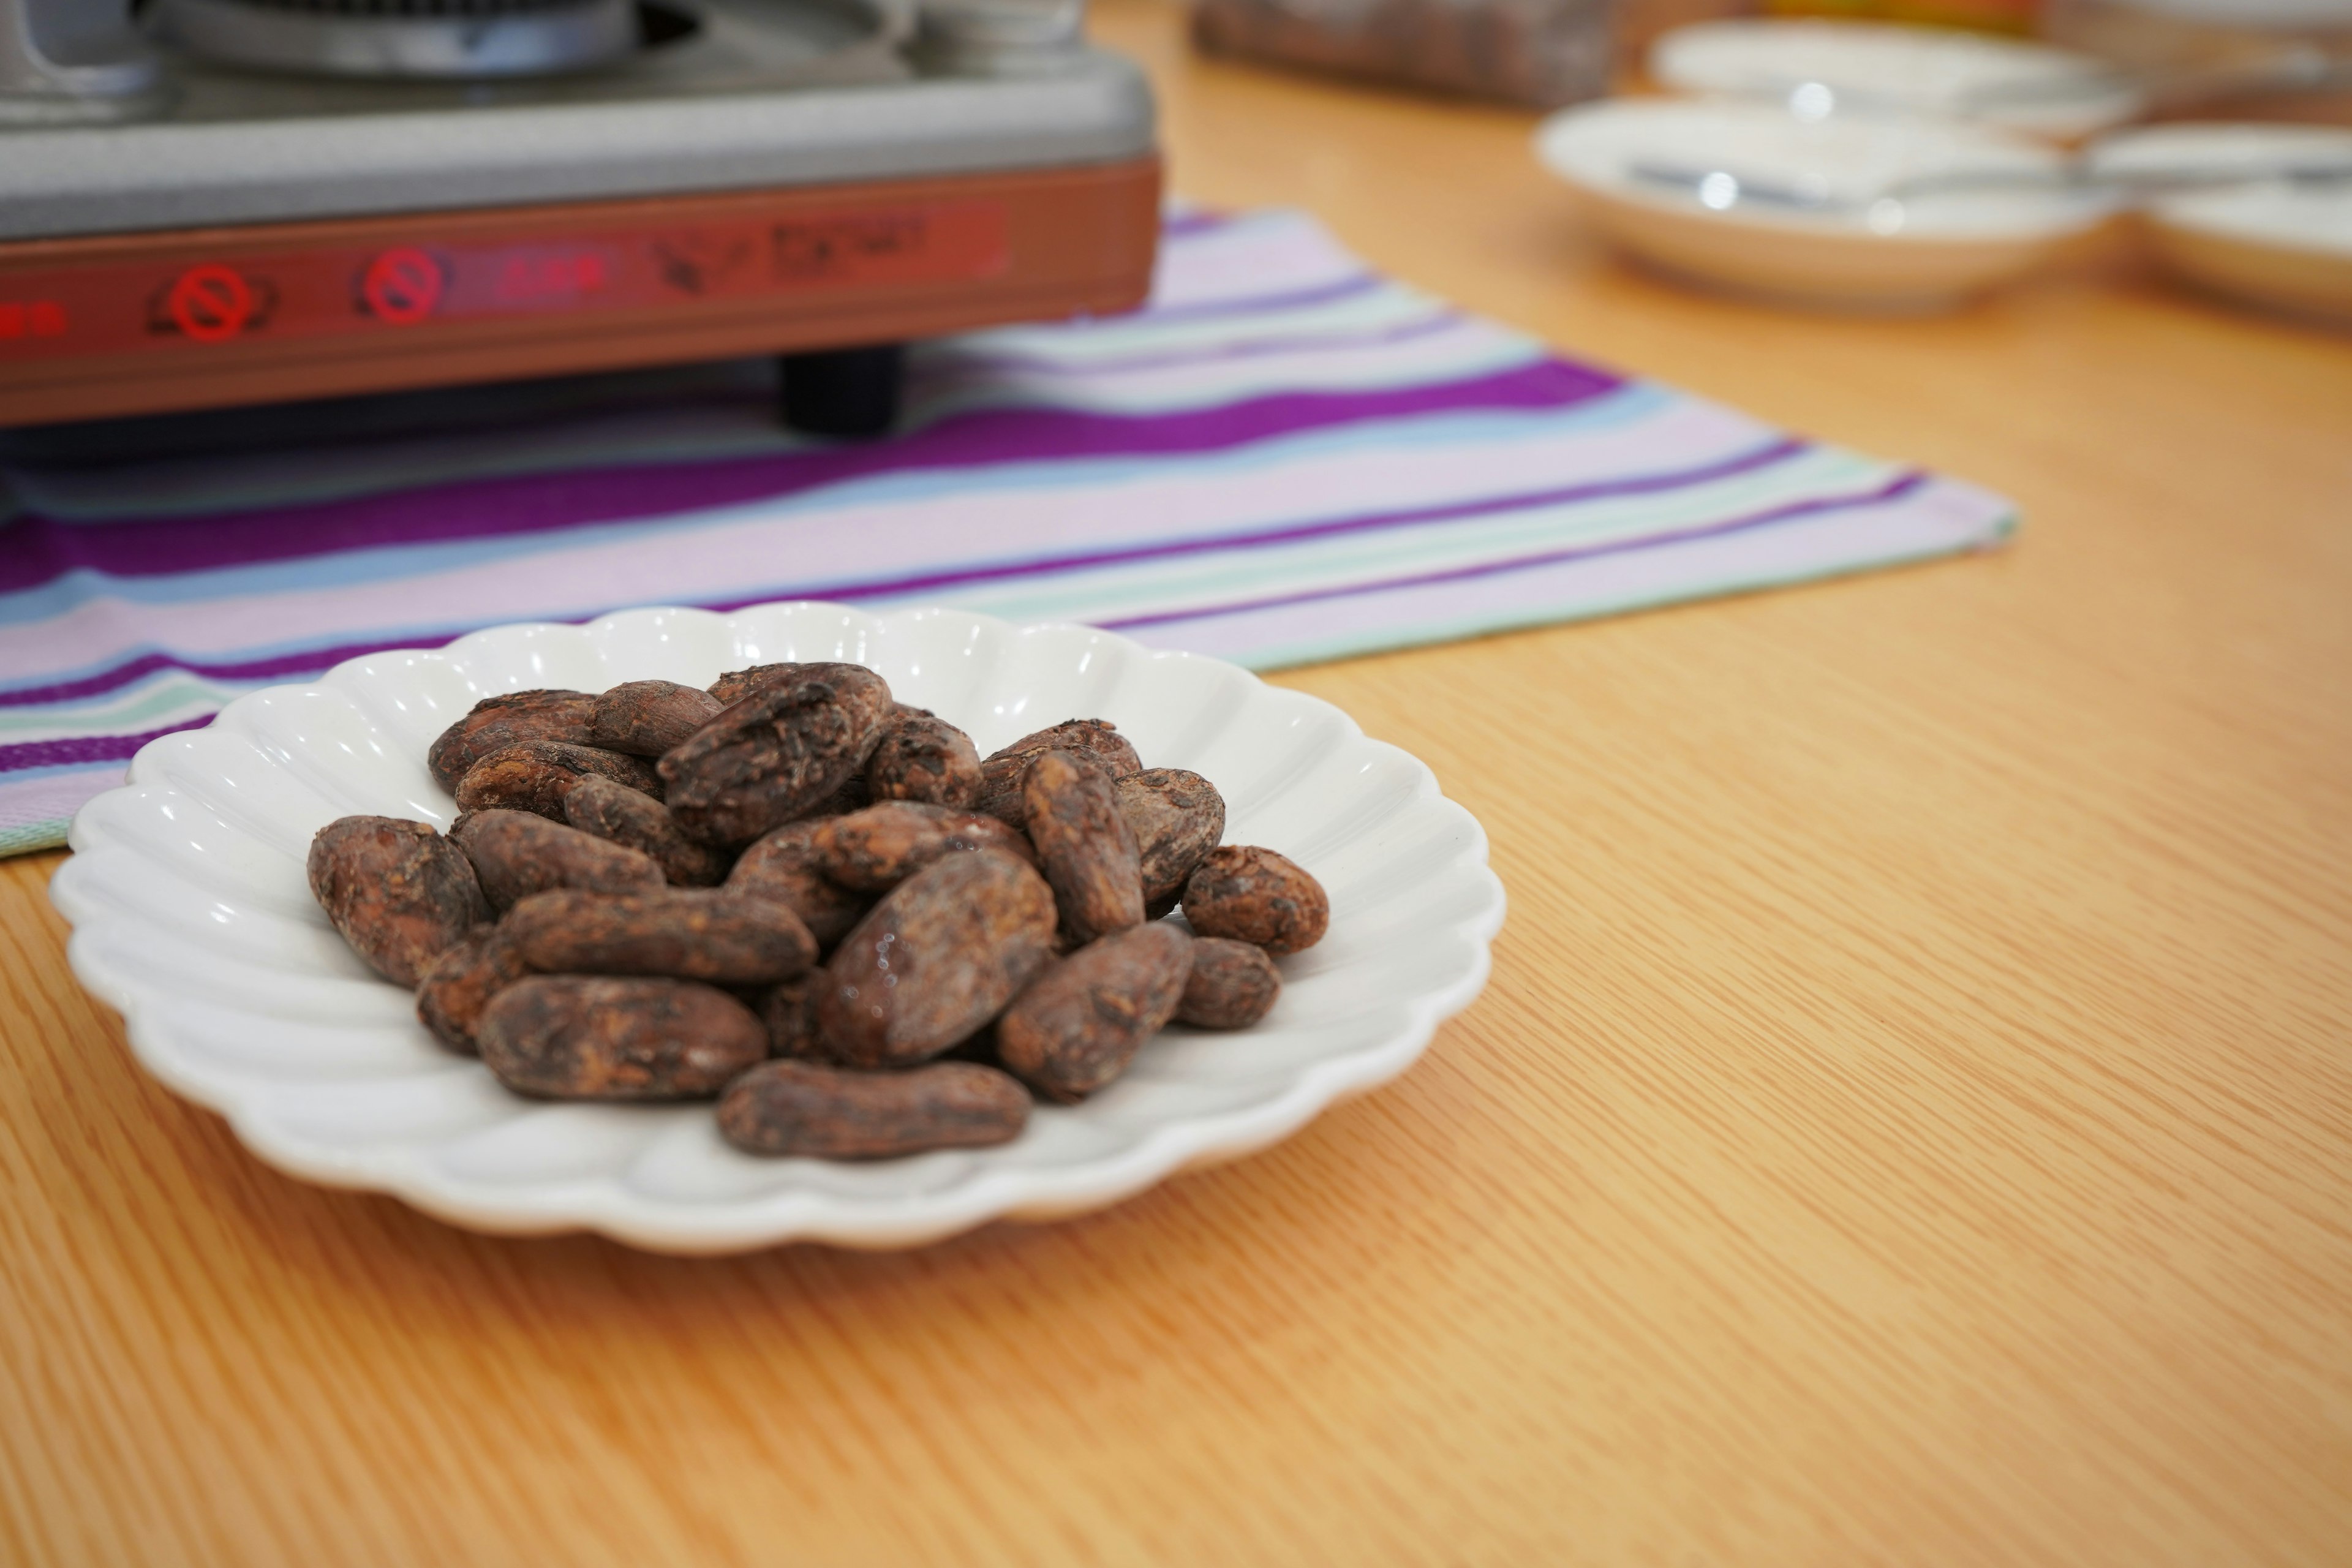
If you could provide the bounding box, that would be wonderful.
[0,428,1789,715]
[0,715,214,772]
[1159,208,1235,239]
[696,437,1809,611]
[0,461,1909,767]
[0,358,1608,597]
[1101,470,1936,632]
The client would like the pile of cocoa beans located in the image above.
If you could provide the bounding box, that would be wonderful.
[305,662,1329,1160]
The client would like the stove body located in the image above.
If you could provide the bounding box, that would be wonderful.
[0,0,1160,429]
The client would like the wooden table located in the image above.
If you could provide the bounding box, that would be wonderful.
[6,4,2350,1562]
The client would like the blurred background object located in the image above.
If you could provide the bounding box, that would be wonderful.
[1189,0,1621,106]
[1767,0,2037,34]
[1535,95,2110,307]
[1650,15,2144,138]
[2043,0,2352,123]
[1540,2,2352,317]
[2092,120,2352,318]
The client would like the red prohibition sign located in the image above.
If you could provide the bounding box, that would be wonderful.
[363,247,444,326]
[167,265,254,343]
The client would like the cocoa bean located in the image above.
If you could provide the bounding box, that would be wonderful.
[1114,768,1226,908]
[426,689,596,793]
[756,974,828,1061]
[1175,937,1281,1029]
[973,718,1142,826]
[812,801,1037,892]
[707,662,800,707]
[307,815,489,987]
[589,679,723,756]
[659,663,894,845]
[415,927,530,1054]
[819,849,1058,1068]
[1023,750,1144,945]
[453,741,663,821]
[561,774,731,887]
[504,888,817,984]
[865,707,982,808]
[727,820,872,948]
[451,807,665,912]
[478,976,765,1099]
[718,1060,1030,1159]
[1180,845,1329,956]
[996,923,1193,1102]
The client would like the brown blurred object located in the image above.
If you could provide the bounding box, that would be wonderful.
[2043,0,2352,124]
[1767,0,2038,32]
[1189,0,1621,106]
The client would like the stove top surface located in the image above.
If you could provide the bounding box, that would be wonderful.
[0,0,1150,242]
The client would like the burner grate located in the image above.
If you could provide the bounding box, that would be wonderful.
[203,1,625,13]
[156,0,642,77]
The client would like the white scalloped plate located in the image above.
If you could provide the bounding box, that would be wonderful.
[50,604,1504,1253]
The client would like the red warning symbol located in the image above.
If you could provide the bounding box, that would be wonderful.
[362,247,444,326]
[167,265,254,342]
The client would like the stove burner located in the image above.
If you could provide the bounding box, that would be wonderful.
[156,0,641,79]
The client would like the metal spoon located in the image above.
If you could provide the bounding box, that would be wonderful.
[1744,45,2350,117]
[1626,157,2352,219]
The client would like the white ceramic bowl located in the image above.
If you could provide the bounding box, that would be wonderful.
[1651,18,2144,141]
[1536,97,2114,313]
[49,603,1504,1254]
[2092,122,2352,325]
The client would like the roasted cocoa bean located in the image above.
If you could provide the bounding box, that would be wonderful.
[478,976,766,1099]
[865,706,982,808]
[1175,937,1281,1029]
[996,922,1193,1102]
[819,849,1058,1068]
[1180,845,1329,956]
[707,662,799,707]
[1114,768,1226,908]
[415,927,530,1054]
[718,1060,1030,1159]
[727,821,872,948]
[426,689,597,793]
[1023,750,1144,945]
[812,801,1038,892]
[659,663,894,845]
[307,815,489,986]
[505,888,816,984]
[451,807,665,912]
[453,741,664,821]
[561,773,731,887]
[973,718,1143,826]
[589,679,724,756]
[756,974,828,1061]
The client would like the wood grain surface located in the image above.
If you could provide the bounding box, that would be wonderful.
[5,2,2350,1562]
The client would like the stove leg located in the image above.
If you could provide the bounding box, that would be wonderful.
[778,344,903,438]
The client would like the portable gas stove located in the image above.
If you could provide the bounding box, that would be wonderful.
[0,0,1159,434]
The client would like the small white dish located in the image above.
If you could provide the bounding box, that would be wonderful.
[1535,97,2114,312]
[1651,18,2145,142]
[49,603,1505,1254]
[2092,122,2352,324]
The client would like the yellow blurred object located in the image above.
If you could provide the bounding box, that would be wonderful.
[1766,0,2038,34]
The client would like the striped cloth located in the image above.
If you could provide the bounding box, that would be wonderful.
[0,207,2013,856]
